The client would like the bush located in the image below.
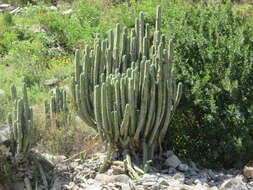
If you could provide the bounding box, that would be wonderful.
[160,2,253,168]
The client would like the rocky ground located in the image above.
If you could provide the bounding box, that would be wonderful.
[48,152,253,190]
[1,150,253,190]
[1,124,253,190]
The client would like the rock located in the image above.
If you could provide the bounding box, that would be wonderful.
[43,78,60,87]
[189,161,199,172]
[243,161,253,180]
[0,125,10,143]
[168,167,177,175]
[111,174,131,184]
[95,174,130,184]
[40,153,66,165]
[220,177,247,190]
[108,165,125,175]
[84,184,103,190]
[62,9,73,15]
[173,172,185,183]
[178,163,189,172]
[158,178,170,186]
[48,6,57,10]
[164,151,181,168]
[0,4,10,8]
[142,173,159,180]
[0,89,5,95]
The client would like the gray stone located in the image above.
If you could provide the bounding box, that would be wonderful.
[165,152,181,168]
[189,161,199,172]
[178,163,189,172]
[40,153,66,165]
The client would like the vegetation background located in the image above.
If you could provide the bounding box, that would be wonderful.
[0,0,253,169]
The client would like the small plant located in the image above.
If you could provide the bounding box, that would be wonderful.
[2,11,14,26]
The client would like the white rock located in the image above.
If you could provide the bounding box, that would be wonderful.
[62,9,73,15]
[0,89,5,95]
[49,6,57,10]
[0,125,10,143]
[0,4,10,8]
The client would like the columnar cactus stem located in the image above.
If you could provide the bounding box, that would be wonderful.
[8,83,35,155]
[45,87,70,127]
[72,6,182,171]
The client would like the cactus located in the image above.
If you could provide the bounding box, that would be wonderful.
[45,87,69,127]
[8,84,35,155]
[72,6,182,172]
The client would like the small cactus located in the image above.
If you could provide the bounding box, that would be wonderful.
[45,87,69,127]
[8,83,35,155]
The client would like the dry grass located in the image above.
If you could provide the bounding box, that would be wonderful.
[33,105,103,157]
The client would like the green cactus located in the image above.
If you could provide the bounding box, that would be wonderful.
[45,87,69,127]
[72,6,182,174]
[8,83,35,155]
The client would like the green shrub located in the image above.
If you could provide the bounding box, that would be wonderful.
[160,2,253,168]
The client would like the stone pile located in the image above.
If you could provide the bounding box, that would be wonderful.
[49,152,250,190]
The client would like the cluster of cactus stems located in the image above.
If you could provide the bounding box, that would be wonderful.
[8,84,34,155]
[72,6,182,167]
[45,87,68,127]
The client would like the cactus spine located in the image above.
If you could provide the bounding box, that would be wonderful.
[72,6,182,166]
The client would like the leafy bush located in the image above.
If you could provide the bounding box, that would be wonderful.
[160,2,253,168]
